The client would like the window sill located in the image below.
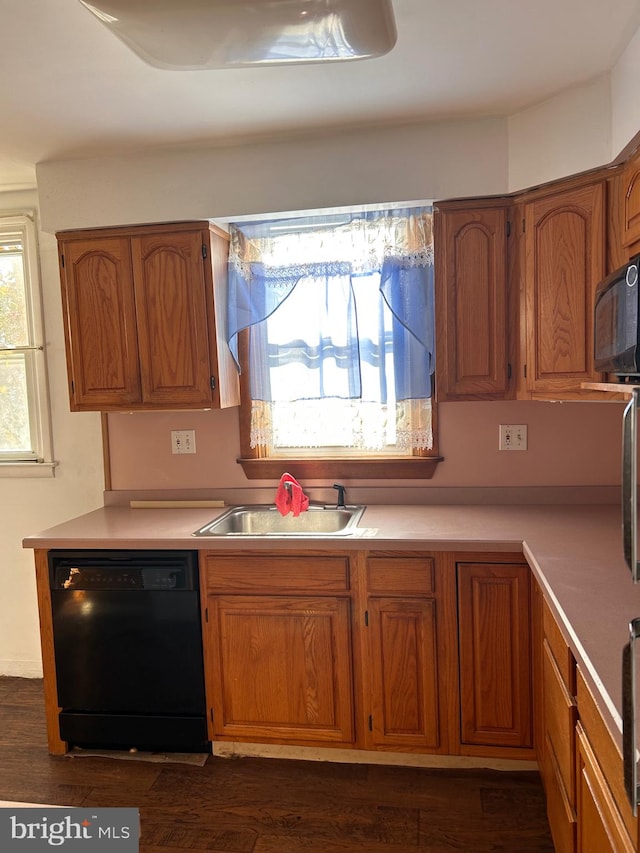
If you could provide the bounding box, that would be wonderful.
[0,461,58,479]
[237,456,444,480]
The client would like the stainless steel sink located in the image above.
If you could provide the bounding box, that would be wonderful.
[192,504,365,537]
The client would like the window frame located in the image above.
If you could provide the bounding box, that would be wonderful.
[0,213,56,477]
[236,330,443,481]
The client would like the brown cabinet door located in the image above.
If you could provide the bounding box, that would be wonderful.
[576,724,635,853]
[542,640,578,852]
[523,183,605,396]
[59,236,142,410]
[132,229,213,406]
[457,561,532,748]
[367,597,441,749]
[622,152,640,251]
[435,205,510,400]
[206,595,354,745]
[543,639,577,806]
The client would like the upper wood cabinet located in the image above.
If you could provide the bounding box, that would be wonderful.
[522,182,606,398]
[607,148,640,270]
[57,221,239,412]
[434,203,512,401]
[622,150,640,252]
[435,178,606,401]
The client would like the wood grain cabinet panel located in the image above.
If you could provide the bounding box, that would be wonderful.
[132,230,214,406]
[361,552,457,755]
[545,739,578,853]
[622,151,640,250]
[367,597,440,749]
[576,723,635,853]
[543,640,577,805]
[435,204,510,400]
[207,594,354,745]
[366,556,434,595]
[59,236,141,409]
[540,601,578,853]
[543,641,578,852]
[203,554,350,594]
[457,561,532,749]
[57,221,239,411]
[523,183,605,397]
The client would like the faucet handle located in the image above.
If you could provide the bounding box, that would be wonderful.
[333,483,346,508]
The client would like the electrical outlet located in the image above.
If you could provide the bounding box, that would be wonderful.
[499,424,527,451]
[171,429,196,455]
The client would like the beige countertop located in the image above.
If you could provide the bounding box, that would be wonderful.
[22,501,640,750]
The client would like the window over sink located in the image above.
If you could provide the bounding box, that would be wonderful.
[226,205,442,479]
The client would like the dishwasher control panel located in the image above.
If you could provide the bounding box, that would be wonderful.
[48,550,198,591]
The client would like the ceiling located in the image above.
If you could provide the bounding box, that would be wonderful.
[2,0,640,191]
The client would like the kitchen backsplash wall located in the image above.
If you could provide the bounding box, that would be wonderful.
[106,399,624,496]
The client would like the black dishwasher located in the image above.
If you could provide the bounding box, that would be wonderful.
[49,549,209,752]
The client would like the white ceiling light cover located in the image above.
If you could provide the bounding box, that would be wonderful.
[78,0,397,69]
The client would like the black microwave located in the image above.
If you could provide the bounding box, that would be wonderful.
[594,255,640,379]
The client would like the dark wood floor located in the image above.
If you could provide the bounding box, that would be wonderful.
[0,677,554,852]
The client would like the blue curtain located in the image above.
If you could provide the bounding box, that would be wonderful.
[227,208,434,403]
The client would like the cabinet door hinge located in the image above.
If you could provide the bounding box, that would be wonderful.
[202,244,208,260]
[210,375,216,391]
[205,607,209,623]
[523,364,527,378]
[60,253,65,268]
[210,708,214,722]
[507,363,512,380]
[368,715,373,731]
[70,379,75,395]
[506,221,511,238]
[522,218,525,233]
[364,610,369,627]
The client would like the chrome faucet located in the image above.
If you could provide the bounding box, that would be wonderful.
[333,483,346,508]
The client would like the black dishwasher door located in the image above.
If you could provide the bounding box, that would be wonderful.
[49,549,208,752]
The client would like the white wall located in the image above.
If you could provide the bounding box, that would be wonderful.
[612,22,640,159]
[36,117,509,232]
[507,18,640,192]
[0,190,104,677]
[507,75,612,192]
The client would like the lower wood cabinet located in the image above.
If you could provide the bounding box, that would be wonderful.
[456,560,533,751]
[202,553,355,746]
[576,722,634,853]
[201,549,534,759]
[206,594,354,745]
[540,601,578,853]
[366,597,440,749]
[576,670,637,853]
[540,603,638,853]
[363,553,455,753]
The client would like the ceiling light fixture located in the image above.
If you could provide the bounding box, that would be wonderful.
[78,0,397,70]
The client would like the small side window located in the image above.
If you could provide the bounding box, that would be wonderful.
[0,214,55,476]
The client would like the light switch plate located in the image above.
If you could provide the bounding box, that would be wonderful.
[499,424,527,451]
[171,429,196,454]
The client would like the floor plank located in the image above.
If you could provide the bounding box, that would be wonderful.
[0,677,554,852]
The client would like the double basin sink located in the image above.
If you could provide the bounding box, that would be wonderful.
[193,504,365,537]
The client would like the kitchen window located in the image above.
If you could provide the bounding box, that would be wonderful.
[227,207,442,479]
[0,214,55,476]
